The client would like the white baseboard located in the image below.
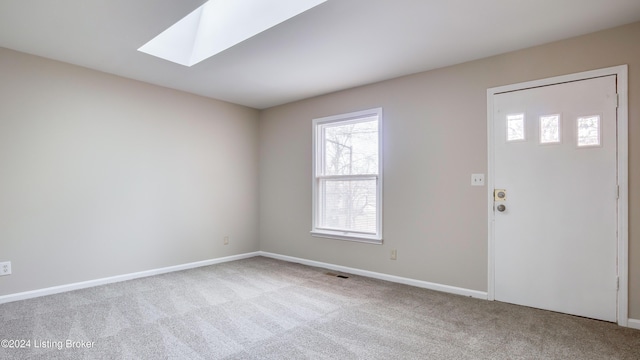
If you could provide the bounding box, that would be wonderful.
[258,251,488,300]
[5,250,635,329]
[0,252,261,304]
[260,252,640,330]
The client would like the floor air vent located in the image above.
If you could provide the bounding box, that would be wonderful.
[325,272,349,279]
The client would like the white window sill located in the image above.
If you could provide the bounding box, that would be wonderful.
[310,230,382,244]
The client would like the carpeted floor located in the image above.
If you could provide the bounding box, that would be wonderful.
[1,256,639,359]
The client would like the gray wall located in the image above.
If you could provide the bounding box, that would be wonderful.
[258,22,640,318]
[0,48,260,295]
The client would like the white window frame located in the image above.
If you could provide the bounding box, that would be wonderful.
[311,108,383,244]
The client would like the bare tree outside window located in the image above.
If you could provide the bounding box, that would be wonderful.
[312,109,382,242]
[540,114,560,144]
[507,114,525,141]
[577,115,600,146]
[321,119,377,233]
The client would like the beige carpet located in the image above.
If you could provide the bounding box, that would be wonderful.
[1,256,639,359]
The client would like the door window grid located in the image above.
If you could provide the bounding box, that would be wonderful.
[506,112,604,147]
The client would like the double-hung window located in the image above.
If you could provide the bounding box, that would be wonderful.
[311,108,382,243]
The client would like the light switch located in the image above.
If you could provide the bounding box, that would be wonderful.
[471,174,485,186]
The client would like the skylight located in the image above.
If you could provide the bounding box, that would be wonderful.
[138,0,327,67]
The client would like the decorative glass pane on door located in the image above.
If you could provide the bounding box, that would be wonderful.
[507,114,525,141]
[540,114,560,144]
[577,115,600,147]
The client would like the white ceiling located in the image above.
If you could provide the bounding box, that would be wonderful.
[1,0,639,109]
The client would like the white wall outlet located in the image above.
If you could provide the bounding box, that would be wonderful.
[0,261,11,276]
[471,173,485,186]
[390,249,397,260]
[223,236,229,245]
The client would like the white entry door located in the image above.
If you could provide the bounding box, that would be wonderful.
[493,75,618,322]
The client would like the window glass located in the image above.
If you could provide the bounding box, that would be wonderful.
[312,108,382,243]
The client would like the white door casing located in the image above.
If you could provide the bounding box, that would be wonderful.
[487,66,629,326]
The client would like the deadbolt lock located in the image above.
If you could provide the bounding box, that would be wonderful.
[494,189,507,201]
